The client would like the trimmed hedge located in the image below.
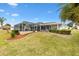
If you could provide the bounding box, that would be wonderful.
[11,30,20,38]
[49,29,71,35]
[49,30,58,33]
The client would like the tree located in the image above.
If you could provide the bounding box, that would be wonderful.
[60,3,79,23]
[0,17,6,29]
[3,24,11,32]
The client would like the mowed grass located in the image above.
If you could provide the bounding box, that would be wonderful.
[0,30,10,40]
[0,30,79,55]
[0,30,10,47]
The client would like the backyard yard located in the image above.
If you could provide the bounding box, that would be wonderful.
[0,29,79,55]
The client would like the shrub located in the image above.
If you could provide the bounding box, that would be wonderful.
[12,30,20,35]
[15,30,20,35]
[58,30,71,35]
[49,29,71,35]
[11,31,16,38]
[11,30,20,38]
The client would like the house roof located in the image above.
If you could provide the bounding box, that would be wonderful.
[33,22,61,26]
[14,21,61,26]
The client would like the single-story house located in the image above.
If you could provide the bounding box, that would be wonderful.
[14,21,62,31]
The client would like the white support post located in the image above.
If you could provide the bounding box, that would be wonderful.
[18,24,20,31]
[40,25,41,31]
[36,25,37,31]
[35,26,36,31]
[22,24,23,31]
[34,26,35,31]
[57,24,59,30]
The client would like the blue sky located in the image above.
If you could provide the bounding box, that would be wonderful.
[0,3,61,26]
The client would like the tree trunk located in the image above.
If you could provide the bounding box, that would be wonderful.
[6,29,9,33]
[1,23,3,29]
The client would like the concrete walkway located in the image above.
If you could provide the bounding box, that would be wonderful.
[20,31,33,35]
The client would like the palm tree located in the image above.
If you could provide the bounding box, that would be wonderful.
[0,17,6,29]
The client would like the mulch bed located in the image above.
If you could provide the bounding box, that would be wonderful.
[7,32,33,40]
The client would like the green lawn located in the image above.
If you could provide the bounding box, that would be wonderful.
[0,30,79,56]
[0,30,10,40]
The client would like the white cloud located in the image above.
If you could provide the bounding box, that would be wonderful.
[34,18,39,20]
[7,3,18,7]
[48,10,52,13]
[11,13,19,17]
[0,9,5,12]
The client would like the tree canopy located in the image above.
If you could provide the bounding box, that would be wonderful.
[3,24,11,30]
[60,3,79,23]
